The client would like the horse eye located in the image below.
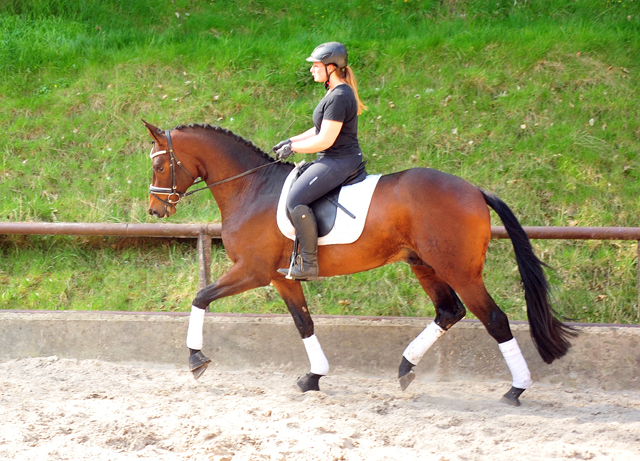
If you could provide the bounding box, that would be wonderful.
[156,166,164,173]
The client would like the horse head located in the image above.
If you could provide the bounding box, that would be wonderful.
[143,120,201,218]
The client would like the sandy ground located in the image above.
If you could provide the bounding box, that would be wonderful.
[0,357,639,461]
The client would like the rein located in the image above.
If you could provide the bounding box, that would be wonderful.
[149,129,280,206]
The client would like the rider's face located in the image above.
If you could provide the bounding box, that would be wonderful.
[310,62,331,82]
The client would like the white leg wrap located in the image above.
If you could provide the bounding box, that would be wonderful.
[499,338,533,389]
[186,306,205,350]
[403,321,446,366]
[303,335,329,376]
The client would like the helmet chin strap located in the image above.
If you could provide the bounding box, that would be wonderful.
[323,63,337,90]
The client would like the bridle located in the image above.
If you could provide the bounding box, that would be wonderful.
[149,129,280,206]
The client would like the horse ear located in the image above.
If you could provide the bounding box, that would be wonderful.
[142,120,165,143]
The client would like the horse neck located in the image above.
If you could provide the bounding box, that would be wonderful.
[184,128,280,218]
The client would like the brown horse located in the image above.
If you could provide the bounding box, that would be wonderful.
[144,121,574,406]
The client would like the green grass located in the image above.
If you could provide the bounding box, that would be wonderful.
[0,236,199,311]
[1,0,639,323]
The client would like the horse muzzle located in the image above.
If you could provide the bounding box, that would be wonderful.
[148,195,176,218]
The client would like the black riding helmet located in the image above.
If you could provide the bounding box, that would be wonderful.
[306,42,348,69]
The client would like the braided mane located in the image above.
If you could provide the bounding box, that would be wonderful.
[173,123,276,163]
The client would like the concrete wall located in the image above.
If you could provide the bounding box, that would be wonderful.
[1,310,638,391]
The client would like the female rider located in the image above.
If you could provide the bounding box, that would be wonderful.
[274,41,367,280]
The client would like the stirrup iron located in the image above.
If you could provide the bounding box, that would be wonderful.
[279,238,300,280]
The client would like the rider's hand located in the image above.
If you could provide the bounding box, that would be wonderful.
[272,139,291,152]
[275,141,294,160]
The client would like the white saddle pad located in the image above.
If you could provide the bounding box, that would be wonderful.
[277,164,381,246]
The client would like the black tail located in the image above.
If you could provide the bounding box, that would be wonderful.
[480,189,576,364]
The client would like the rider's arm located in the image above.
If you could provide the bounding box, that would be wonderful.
[291,119,343,154]
[290,127,317,143]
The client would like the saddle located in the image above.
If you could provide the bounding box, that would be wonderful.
[286,161,368,237]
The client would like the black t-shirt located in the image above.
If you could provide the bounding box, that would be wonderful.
[312,84,361,157]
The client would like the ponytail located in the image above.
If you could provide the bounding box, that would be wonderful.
[341,66,367,115]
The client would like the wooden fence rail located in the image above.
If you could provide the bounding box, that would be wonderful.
[0,222,222,292]
[1,222,639,322]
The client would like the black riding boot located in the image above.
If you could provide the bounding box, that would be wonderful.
[278,205,319,280]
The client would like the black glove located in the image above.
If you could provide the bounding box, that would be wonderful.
[275,141,294,160]
[272,139,291,152]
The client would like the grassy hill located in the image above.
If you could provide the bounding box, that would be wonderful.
[1,0,639,323]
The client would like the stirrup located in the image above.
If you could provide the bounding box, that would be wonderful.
[278,255,319,281]
[278,241,299,279]
[277,259,296,279]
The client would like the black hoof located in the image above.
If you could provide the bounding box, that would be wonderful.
[192,364,209,380]
[501,386,526,406]
[189,349,211,380]
[399,371,416,391]
[297,373,322,392]
[398,356,416,391]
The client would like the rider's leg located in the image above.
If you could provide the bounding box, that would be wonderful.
[286,204,319,279]
[279,154,362,280]
[285,155,363,213]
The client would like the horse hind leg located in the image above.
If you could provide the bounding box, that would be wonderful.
[456,283,532,406]
[399,265,466,391]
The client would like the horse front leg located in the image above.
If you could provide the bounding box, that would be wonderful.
[186,263,269,379]
[271,278,328,392]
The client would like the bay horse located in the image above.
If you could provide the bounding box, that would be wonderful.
[144,121,574,406]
